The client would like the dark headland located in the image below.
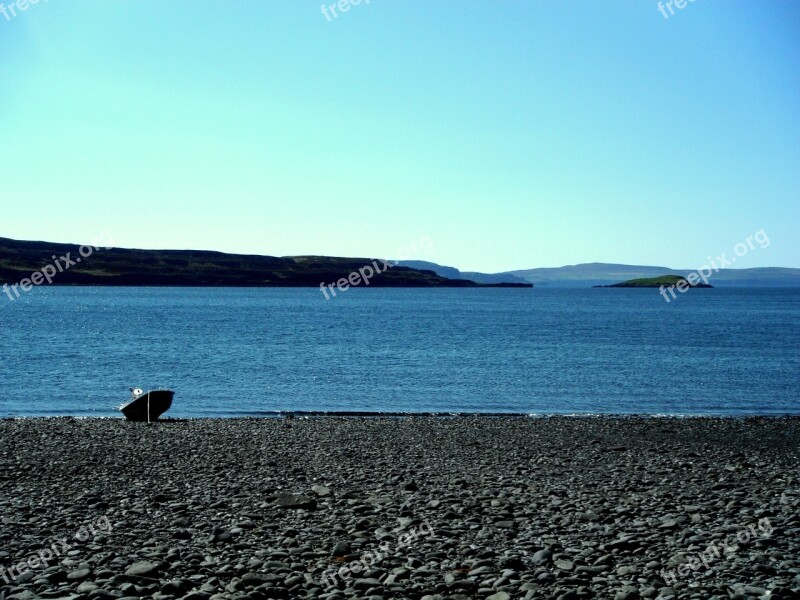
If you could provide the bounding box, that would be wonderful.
[0,237,530,288]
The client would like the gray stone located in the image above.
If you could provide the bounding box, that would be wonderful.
[273,494,316,510]
[532,548,553,566]
[124,561,163,578]
[66,568,91,581]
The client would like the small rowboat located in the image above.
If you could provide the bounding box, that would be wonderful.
[120,387,174,422]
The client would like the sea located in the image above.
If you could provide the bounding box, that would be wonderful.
[0,287,798,418]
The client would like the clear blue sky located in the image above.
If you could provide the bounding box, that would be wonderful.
[1,1,798,272]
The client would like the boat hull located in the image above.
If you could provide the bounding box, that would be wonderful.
[120,390,174,422]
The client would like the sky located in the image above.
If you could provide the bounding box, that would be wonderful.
[1,1,798,273]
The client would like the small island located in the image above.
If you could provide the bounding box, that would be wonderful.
[595,275,713,288]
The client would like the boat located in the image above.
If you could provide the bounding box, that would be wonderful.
[120,387,174,422]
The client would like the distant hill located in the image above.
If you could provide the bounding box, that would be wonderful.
[396,260,531,285]
[504,262,800,287]
[0,238,530,289]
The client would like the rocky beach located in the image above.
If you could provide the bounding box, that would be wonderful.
[0,416,798,600]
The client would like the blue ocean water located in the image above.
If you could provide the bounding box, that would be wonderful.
[0,287,798,417]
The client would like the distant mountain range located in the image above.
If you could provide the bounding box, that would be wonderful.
[2,237,797,289]
[401,261,800,287]
[504,263,800,287]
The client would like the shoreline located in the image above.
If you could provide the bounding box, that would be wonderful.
[1,416,798,599]
[3,413,800,421]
